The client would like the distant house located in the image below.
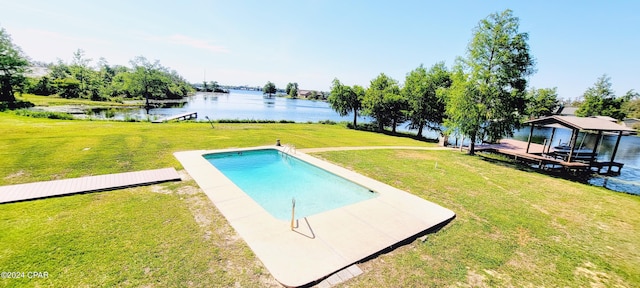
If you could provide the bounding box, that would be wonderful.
[297,90,312,98]
[297,90,325,100]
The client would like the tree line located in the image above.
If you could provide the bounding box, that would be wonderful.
[1,27,193,108]
[327,9,639,154]
[30,51,193,102]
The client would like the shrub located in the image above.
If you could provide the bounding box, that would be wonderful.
[317,120,337,125]
[14,109,74,120]
[215,119,295,124]
[0,100,35,111]
[347,122,378,131]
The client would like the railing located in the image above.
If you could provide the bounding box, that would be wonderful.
[290,198,296,231]
[281,144,296,156]
[284,144,296,154]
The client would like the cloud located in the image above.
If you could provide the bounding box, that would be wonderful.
[151,34,229,54]
[11,28,112,63]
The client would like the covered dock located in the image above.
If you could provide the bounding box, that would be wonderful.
[479,116,635,175]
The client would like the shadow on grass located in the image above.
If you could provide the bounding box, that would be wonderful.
[348,123,439,144]
[477,152,593,183]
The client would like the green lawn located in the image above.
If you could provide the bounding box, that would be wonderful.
[1,113,638,287]
[314,150,640,287]
[0,112,434,186]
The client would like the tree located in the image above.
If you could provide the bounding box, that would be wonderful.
[403,63,451,138]
[622,90,640,119]
[0,27,29,106]
[363,73,405,132]
[328,78,364,127]
[263,81,276,97]
[525,87,559,118]
[29,75,56,96]
[288,82,298,98]
[576,74,628,120]
[285,82,298,98]
[96,57,116,97]
[445,9,535,155]
[210,81,219,92]
[285,82,293,95]
[54,77,81,98]
[127,56,192,101]
[49,59,71,80]
[68,48,105,100]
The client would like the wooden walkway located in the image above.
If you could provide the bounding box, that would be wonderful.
[0,168,181,204]
[152,112,197,123]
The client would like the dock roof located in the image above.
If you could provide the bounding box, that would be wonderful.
[525,115,635,132]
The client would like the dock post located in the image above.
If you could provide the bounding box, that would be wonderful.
[525,124,534,153]
[608,131,623,174]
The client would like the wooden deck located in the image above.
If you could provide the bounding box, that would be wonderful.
[152,112,198,123]
[473,139,617,173]
[0,168,181,204]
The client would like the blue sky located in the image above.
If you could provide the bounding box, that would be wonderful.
[1,0,638,99]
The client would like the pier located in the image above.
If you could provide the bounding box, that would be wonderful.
[475,115,634,175]
[474,139,592,174]
[151,112,198,123]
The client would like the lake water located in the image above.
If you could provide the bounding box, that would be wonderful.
[109,89,368,123]
[95,89,639,195]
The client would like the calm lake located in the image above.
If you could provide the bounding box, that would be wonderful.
[93,89,640,195]
[110,89,365,123]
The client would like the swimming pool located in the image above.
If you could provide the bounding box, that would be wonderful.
[204,149,378,220]
[175,147,456,286]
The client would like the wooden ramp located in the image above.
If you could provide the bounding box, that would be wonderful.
[0,168,181,204]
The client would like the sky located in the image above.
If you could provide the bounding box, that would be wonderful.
[1,0,638,100]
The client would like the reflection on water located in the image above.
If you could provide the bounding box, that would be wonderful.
[93,90,369,123]
[513,127,640,195]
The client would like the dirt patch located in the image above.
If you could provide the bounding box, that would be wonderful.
[463,270,487,287]
[150,185,172,194]
[177,169,193,181]
[183,193,214,228]
[4,170,27,180]
[177,185,199,195]
[516,227,532,246]
[506,251,544,275]
[531,204,550,215]
[574,262,627,288]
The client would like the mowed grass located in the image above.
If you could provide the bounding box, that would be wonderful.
[0,113,434,186]
[314,150,640,287]
[0,113,433,287]
[1,113,639,287]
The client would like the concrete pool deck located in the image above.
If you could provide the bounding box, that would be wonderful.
[174,146,455,287]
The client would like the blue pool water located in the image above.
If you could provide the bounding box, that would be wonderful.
[204,149,378,220]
